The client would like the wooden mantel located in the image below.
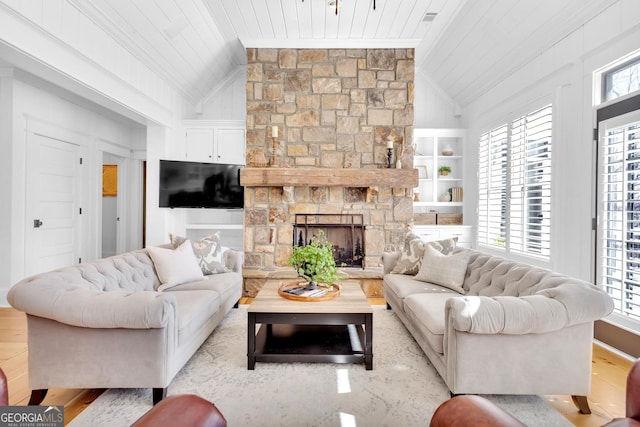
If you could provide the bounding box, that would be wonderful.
[240,167,418,188]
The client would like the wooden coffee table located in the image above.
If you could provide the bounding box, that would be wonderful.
[247,279,373,370]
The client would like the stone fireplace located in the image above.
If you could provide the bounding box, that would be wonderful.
[241,48,417,273]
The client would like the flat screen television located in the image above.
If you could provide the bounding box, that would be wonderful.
[159,160,244,209]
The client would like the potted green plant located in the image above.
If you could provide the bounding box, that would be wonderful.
[438,166,452,176]
[288,230,338,288]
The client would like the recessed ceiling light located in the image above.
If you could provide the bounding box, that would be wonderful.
[422,12,437,22]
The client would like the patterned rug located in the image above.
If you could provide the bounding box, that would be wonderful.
[69,305,571,426]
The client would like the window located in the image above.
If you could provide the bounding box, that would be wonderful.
[478,105,553,260]
[603,58,640,102]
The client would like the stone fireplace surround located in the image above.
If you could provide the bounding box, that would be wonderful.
[241,47,417,296]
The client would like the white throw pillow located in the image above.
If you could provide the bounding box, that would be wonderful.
[414,246,470,294]
[147,240,205,291]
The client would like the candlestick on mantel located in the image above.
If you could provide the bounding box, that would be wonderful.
[386,139,394,149]
[271,125,278,138]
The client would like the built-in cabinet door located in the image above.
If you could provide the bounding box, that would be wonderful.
[216,128,245,164]
[185,128,215,161]
[184,126,245,164]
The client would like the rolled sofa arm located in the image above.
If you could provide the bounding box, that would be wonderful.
[223,249,244,273]
[8,283,177,329]
[382,251,401,274]
[446,283,614,334]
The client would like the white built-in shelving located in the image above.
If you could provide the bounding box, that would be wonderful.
[413,128,466,214]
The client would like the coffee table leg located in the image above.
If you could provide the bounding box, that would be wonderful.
[248,312,256,370]
[365,313,373,370]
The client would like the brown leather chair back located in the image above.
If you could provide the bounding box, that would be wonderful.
[430,395,526,427]
[0,367,8,405]
[626,359,640,420]
[131,394,226,427]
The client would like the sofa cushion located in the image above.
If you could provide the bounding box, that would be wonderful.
[147,241,205,291]
[171,290,220,345]
[391,231,458,275]
[171,233,229,275]
[385,273,458,300]
[164,272,242,303]
[415,246,470,294]
[404,293,460,354]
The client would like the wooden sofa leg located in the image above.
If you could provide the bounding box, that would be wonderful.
[29,389,48,405]
[233,301,239,309]
[386,303,391,310]
[153,388,167,405]
[571,395,591,414]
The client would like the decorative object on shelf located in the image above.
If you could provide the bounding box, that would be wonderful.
[413,189,421,202]
[441,144,454,156]
[386,137,394,168]
[288,230,339,289]
[451,187,463,202]
[438,166,451,176]
[270,125,279,167]
[437,213,463,225]
[418,166,429,179]
[396,144,403,169]
[439,191,452,202]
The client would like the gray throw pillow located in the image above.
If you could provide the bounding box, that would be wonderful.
[391,231,458,275]
[170,232,229,275]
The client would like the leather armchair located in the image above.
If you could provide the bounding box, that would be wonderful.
[131,394,227,427]
[430,395,525,427]
[604,358,640,426]
[0,367,7,405]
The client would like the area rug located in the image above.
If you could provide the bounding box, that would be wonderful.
[69,306,571,426]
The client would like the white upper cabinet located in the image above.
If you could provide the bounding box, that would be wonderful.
[182,120,246,165]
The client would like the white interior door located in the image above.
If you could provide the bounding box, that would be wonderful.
[25,133,80,276]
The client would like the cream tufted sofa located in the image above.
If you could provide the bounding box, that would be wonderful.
[8,247,243,405]
[383,248,614,414]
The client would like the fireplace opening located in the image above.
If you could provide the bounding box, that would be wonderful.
[292,214,365,269]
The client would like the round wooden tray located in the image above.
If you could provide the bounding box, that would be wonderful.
[278,282,341,302]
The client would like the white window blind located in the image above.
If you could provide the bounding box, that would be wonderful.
[509,105,553,257]
[477,104,553,260]
[478,125,508,249]
[600,120,640,320]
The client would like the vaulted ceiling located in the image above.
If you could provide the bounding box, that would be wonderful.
[70,0,617,108]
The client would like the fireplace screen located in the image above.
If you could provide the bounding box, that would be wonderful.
[293,214,365,268]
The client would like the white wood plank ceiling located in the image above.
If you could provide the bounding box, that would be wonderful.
[69,0,619,107]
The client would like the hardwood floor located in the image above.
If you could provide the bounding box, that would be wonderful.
[0,304,632,426]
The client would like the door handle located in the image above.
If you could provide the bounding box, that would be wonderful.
[33,219,43,228]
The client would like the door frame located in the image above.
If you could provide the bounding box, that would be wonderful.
[593,93,640,356]
[98,140,143,257]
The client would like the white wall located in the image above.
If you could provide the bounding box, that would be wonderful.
[0,73,144,305]
[414,68,461,129]
[198,66,247,121]
[462,0,640,279]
